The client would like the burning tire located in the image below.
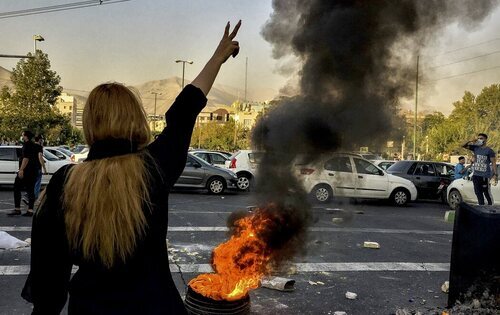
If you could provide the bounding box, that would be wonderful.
[207,177,226,194]
[390,188,409,206]
[236,173,251,191]
[448,189,462,210]
[311,184,333,203]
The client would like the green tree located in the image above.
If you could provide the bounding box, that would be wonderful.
[191,120,250,151]
[425,84,500,159]
[0,51,78,144]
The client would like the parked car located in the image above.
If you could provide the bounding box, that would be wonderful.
[224,150,262,191]
[0,146,74,185]
[386,160,455,202]
[73,147,89,163]
[373,160,397,170]
[45,146,76,162]
[295,153,417,206]
[191,150,230,167]
[174,153,238,194]
[447,164,499,210]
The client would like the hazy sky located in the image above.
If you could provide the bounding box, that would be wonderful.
[1,0,500,114]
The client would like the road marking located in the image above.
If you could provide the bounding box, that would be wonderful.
[0,226,453,235]
[0,262,450,275]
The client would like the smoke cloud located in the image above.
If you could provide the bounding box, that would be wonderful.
[238,0,497,267]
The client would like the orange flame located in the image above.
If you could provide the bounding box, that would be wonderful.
[188,209,273,301]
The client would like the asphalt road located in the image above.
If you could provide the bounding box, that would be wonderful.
[0,188,454,315]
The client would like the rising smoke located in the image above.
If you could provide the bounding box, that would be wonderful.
[231,0,497,268]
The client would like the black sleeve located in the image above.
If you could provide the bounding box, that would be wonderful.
[464,144,476,151]
[147,84,207,187]
[25,167,73,314]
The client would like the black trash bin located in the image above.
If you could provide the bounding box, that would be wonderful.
[448,203,500,307]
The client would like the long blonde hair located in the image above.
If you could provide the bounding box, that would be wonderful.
[64,83,152,268]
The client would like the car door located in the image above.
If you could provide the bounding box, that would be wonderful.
[352,158,389,198]
[323,156,356,197]
[411,162,439,198]
[0,147,18,184]
[176,156,205,186]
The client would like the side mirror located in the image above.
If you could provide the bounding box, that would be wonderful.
[193,162,202,168]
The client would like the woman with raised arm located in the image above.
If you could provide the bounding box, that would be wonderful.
[23,21,241,315]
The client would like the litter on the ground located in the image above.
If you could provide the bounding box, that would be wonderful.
[345,291,357,299]
[0,231,29,249]
[363,241,380,249]
[332,218,344,224]
[441,281,449,293]
[334,312,347,315]
[261,276,296,291]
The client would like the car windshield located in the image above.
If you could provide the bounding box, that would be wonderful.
[57,148,73,156]
[43,149,60,161]
[386,161,408,172]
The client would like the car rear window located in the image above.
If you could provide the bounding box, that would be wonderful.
[387,161,409,172]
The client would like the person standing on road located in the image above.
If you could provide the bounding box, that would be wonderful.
[22,21,241,314]
[22,136,47,206]
[463,133,497,205]
[8,131,40,217]
[453,156,470,181]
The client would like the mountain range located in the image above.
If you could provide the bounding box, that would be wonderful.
[0,65,275,113]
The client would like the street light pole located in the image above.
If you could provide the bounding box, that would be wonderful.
[150,91,162,132]
[413,55,419,158]
[33,34,44,54]
[175,59,193,89]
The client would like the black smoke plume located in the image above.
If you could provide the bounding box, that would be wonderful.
[235,0,497,267]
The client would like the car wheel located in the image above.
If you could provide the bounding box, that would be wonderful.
[448,189,462,210]
[391,188,409,206]
[236,174,251,191]
[207,177,225,194]
[311,184,332,203]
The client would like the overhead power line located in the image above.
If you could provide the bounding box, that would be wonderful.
[423,64,500,83]
[0,0,131,19]
[427,49,500,70]
[431,37,500,57]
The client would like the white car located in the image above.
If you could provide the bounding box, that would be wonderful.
[73,148,89,163]
[0,146,75,185]
[224,150,262,190]
[45,146,76,163]
[447,164,499,210]
[295,153,418,206]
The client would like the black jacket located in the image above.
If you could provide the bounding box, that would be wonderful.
[24,85,207,314]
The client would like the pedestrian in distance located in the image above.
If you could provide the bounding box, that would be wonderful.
[462,133,497,205]
[8,130,41,217]
[453,156,470,181]
[22,20,241,315]
[22,136,47,206]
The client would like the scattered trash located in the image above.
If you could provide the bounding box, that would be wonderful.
[24,238,31,245]
[363,241,380,249]
[345,291,357,299]
[472,298,480,309]
[308,280,318,286]
[261,276,295,291]
[395,309,410,315]
[334,312,347,315]
[332,218,344,224]
[441,281,449,293]
[0,231,29,249]
[316,281,325,285]
[221,196,225,199]
[444,211,455,223]
[187,251,199,256]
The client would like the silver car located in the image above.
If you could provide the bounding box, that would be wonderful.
[174,153,238,194]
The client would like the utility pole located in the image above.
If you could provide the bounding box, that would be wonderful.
[244,57,248,102]
[413,55,419,159]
